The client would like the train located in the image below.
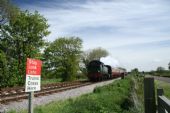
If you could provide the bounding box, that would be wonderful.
[87,60,126,81]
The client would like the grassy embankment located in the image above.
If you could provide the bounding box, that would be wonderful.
[130,75,144,113]
[155,80,170,99]
[130,74,170,113]
[9,75,144,113]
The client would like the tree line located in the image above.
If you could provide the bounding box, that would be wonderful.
[0,0,109,88]
[131,63,170,77]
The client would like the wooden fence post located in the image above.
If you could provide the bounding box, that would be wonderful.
[144,77,156,113]
[157,88,165,113]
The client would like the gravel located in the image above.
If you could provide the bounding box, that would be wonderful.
[0,78,120,112]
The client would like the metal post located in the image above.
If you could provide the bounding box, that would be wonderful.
[144,77,156,113]
[28,92,34,113]
[157,88,165,113]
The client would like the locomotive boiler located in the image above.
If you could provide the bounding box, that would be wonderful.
[87,60,126,81]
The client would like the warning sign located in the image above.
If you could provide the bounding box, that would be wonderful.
[25,58,42,92]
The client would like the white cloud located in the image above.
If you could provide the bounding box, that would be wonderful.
[27,0,170,42]
[16,0,170,71]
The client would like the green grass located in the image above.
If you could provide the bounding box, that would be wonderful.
[9,76,136,113]
[41,78,62,85]
[131,75,170,113]
[41,78,88,85]
[130,75,144,113]
[155,80,170,99]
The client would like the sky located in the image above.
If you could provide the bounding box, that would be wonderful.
[11,0,170,71]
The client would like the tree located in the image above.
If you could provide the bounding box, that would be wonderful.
[157,66,165,72]
[80,47,109,76]
[0,50,8,87]
[0,0,18,25]
[0,10,50,86]
[88,47,109,61]
[82,47,108,68]
[43,37,82,81]
[168,62,170,70]
[82,47,109,66]
[131,68,139,76]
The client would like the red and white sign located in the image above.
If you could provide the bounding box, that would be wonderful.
[25,58,42,92]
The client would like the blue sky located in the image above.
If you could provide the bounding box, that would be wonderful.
[12,0,170,71]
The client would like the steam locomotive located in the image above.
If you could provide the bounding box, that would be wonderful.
[87,60,126,81]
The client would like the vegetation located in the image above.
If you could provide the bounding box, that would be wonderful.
[148,70,170,77]
[82,47,109,65]
[130,74,144,113]
[155,80,170,99]
[41,78,62,85]
[81,47,109,75]
[9,76,140,113]
[131,71,170,113]
[0,6,50,87]
[0,0,18,25]
[131,68,140,76]
[0,1,84,87]
[157,66,165,72]
[43,37,82,81]
[144,64,170,77]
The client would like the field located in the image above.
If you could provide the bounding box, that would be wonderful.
[9,76,139,113]
[155,80,170,99]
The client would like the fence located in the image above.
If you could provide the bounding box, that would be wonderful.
[144,77,170,113]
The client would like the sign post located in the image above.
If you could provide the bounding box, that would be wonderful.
[25,58,42,113]
[29,92,34,113]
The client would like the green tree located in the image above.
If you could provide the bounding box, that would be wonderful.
[0,10,50,86]
[0,50,8,87]
[0,0,18,25]
[157,66,165,71]
[82,47,109,66]
[168,62,170,70]
[81,47,109,73]
[44,37,82,81]
[131,68,139,76]
[88,47,109,61]
[157,66,165,72]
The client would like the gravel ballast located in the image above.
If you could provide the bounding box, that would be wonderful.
[0,78,120,112]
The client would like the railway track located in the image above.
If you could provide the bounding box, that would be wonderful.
[0,81,92,104]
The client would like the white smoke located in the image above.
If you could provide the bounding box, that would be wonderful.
[100,56,120,68]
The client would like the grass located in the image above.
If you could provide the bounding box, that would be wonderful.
[131,75,170,113]
[130,75,144,113]
[155,80,170,99]
[41,78,62,85]
[9,76,136,113]
[7,74,170,113]
[41,78,88,85]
